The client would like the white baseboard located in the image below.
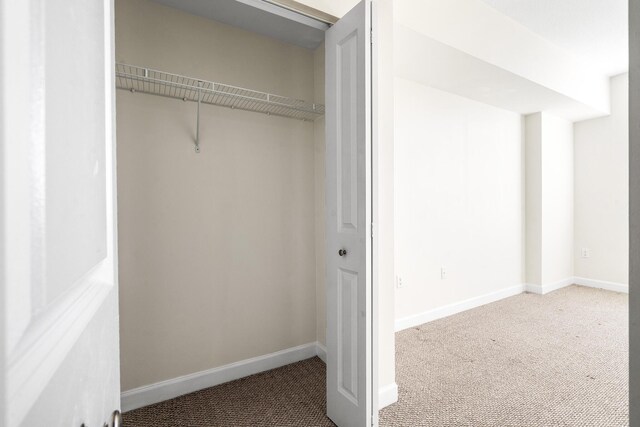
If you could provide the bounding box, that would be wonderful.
[316,342,327,363]
[394,284,525,332]
[525,277,574,295]
[378,382,399,409]
[525,277,629,295]
[122,340,399,413]
[121,342,318,412]
[573,276,629,293]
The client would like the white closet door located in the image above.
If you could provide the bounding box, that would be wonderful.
[325,1,373,426]
[2,0,120,426]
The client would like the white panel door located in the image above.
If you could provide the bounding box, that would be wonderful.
[1,0,120,426]
[325,2,372,426]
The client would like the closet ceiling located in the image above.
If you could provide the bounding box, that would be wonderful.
[151,0,327,49]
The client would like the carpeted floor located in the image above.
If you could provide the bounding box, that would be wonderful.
[124,285,628,426]
[124,356,335,427]
[380,285,628,427]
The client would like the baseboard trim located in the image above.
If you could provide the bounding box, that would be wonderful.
[121,342,318,412]
[394,284,526,332]
[525,277,574,295]
[573,276,629,293]
[122,341,398,413]
[379,382,399,409]
[316,342,327,363]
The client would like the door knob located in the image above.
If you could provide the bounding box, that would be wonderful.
[338,249,347,257]
[112,410,122,427]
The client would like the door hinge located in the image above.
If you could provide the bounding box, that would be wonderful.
[370,28,373,45]
[370,223,374,239]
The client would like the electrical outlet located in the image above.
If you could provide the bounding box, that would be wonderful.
[441,267,448,280]
[581,248,591,258]
[396,276,404,289]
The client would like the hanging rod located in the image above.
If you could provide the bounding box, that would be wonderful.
[115,63,325,153]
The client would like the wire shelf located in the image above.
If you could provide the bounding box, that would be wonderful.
[115,63,324,121]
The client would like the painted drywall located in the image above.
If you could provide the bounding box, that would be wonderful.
[116,0,318,392]
[313,44,326,347]
[395,0,610,116]
[373,0,397,402]
[525,113,543,286]
[394,24,608,122]
[574,73,629,286]
[394,78,524,320]
[541,114,575,284]
[525,112,574,286]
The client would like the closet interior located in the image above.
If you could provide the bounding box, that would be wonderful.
[115,0,329,411]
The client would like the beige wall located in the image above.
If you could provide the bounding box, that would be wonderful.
[574,73,629,285]
[116,0,319,391]
[313,44,327,347]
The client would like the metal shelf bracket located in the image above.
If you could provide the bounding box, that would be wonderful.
[195,81,202,153]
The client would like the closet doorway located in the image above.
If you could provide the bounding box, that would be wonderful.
[115,1,376,426]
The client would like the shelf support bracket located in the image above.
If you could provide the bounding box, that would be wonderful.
[195,82,202,153]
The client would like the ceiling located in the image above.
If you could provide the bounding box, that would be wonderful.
[395,25,608,122]
[479,0,628,76]
[152,0,327,49]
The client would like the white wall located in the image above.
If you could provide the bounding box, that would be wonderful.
[116,0,318,392]
[394,78,524,322]
[525,112,574,288]
[373,0,397,401]
[541,114,574,284]
[574,73,629,285]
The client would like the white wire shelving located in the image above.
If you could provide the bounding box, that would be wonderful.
[115,63,325,152]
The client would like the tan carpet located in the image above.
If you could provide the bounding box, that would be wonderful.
[124,357,335,427]
[124,285,627,426]
[380,285,629,427]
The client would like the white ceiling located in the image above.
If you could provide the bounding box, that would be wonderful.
[479,0,628,76]
[395,25,608,122]
[151,0,327,49]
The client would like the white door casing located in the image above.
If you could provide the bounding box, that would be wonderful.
[2,0,120,426]
[325,1,373,426]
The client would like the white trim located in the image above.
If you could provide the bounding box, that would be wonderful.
[316,342,327,363]
[378,382,398,409]
[524,277,574,295]
[395,284,525,332]
[121,342,319,412]
[573,277,629,293]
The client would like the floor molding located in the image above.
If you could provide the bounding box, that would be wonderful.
[379,382,399,409]
[525,277,575,295]
[573,276,629,293]
[121,342,318,412]
[394,277,627,334]
[316,342,327,363]
[122,340,398,413]
[395,284,526,332]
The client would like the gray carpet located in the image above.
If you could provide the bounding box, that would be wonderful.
[380,285,629,427]
[125,285,628,426]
